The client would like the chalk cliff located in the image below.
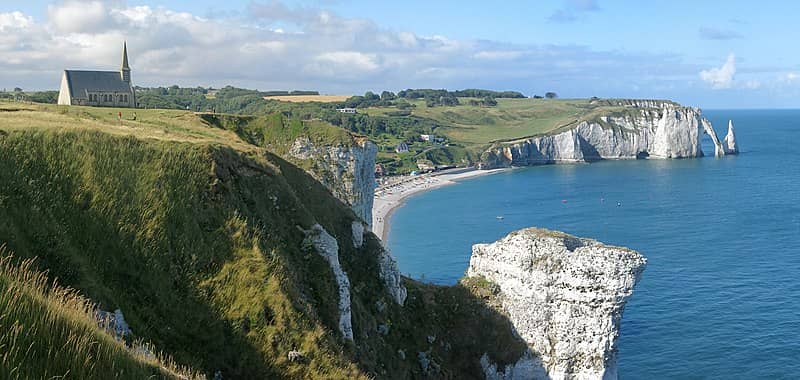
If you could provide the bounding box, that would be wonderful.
[724,120,739,154]
[479,101,726,168]
[290,136,377,226]
[468,228,646,380]
[305,224,354,341]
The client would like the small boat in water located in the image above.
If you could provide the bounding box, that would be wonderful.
[496,216,504,220]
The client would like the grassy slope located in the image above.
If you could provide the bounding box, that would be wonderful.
[263,95,352,103]
[0,101,527,379]
[364,98,668,148]
[0,102,365,378]
[197,112,361,168]
[0,248,198,380]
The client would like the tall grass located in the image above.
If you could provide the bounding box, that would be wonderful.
[0,105,531,379]
[0,245,203,379]
[0,129,368,378]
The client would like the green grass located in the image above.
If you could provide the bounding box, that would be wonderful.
[0,246,201,380]
[198,113,359,156]
[0,101,532,379]
[363,98,666,147]
[0,102,256,151]
[0,125,366,378]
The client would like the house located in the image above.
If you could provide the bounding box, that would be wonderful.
[57,42,136,108]
[420,134,445,143]
[336,107,357,114]
[416,160,435,171]
[395,142,409,153]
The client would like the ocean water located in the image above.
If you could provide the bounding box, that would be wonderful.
[387,110,800,379]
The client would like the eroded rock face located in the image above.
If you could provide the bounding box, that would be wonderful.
[350,220,406,305]
[479,102,717,168]
[701,119,725,157]
[481,352,548,380]
[377,244,407,305]
[305,224,354,341]
[351,221,365,249]
[290,137,377,226]
[724,120,739,154]
[468,228,646,380]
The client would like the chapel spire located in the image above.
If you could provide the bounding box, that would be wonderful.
[121,41,131,83]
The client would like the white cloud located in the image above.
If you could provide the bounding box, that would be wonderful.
[781,72,799,83]
[47,1,114,34]
[0,11,33,31]
[700,53,736,89]
[314,51,380,72]
[0,0,735,99]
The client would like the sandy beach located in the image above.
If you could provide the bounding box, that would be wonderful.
[371,167,510,241]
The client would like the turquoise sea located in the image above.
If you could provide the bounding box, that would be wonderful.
[387,110,800,379]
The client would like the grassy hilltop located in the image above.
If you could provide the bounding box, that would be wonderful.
[364,98,587,145]
[120,86,673,173]
[364,97,676,145]
[0,101,528,379]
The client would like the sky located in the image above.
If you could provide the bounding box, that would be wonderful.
[2,0,800,108]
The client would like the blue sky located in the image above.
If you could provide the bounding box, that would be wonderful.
[2,0,800,108]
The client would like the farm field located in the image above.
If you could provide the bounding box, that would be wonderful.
[263,95,352,103]
[364,98,637,146]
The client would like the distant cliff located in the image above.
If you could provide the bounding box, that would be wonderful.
[468,228,646,380]
[479,100,736,169]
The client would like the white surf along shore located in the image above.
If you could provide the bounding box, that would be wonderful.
[371,167,510,241]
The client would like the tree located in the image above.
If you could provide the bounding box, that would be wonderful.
[13,87,22,92]
[364,91,379,101]
[482,96,497,107]
[545,92,558,99]
[380,91,396,101]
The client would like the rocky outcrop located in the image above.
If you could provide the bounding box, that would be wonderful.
[724,120,739,154]
[351,221,365,248]
[376,244,408,305]
[96,308,132,338]
[351,220,406,305]
[290,137,377,226]
[479,102,723,168]
[467,228,646,380]
[481,352,548,380]
[701,119,725,157]
[304,224,354,341]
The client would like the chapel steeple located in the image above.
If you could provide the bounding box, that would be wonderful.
[121,42,131,83]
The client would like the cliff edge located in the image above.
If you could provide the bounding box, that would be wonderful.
[468,228,646,380]
[0,102,647,379]
[200,113,377,226]
[479,100,733,168]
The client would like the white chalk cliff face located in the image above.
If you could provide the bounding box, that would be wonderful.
[467,228,646,380]
[724,120,739,154]
[479,101,727,168]
[290,137,377,226]
[375,244,408,305]
[305,224,354,341]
